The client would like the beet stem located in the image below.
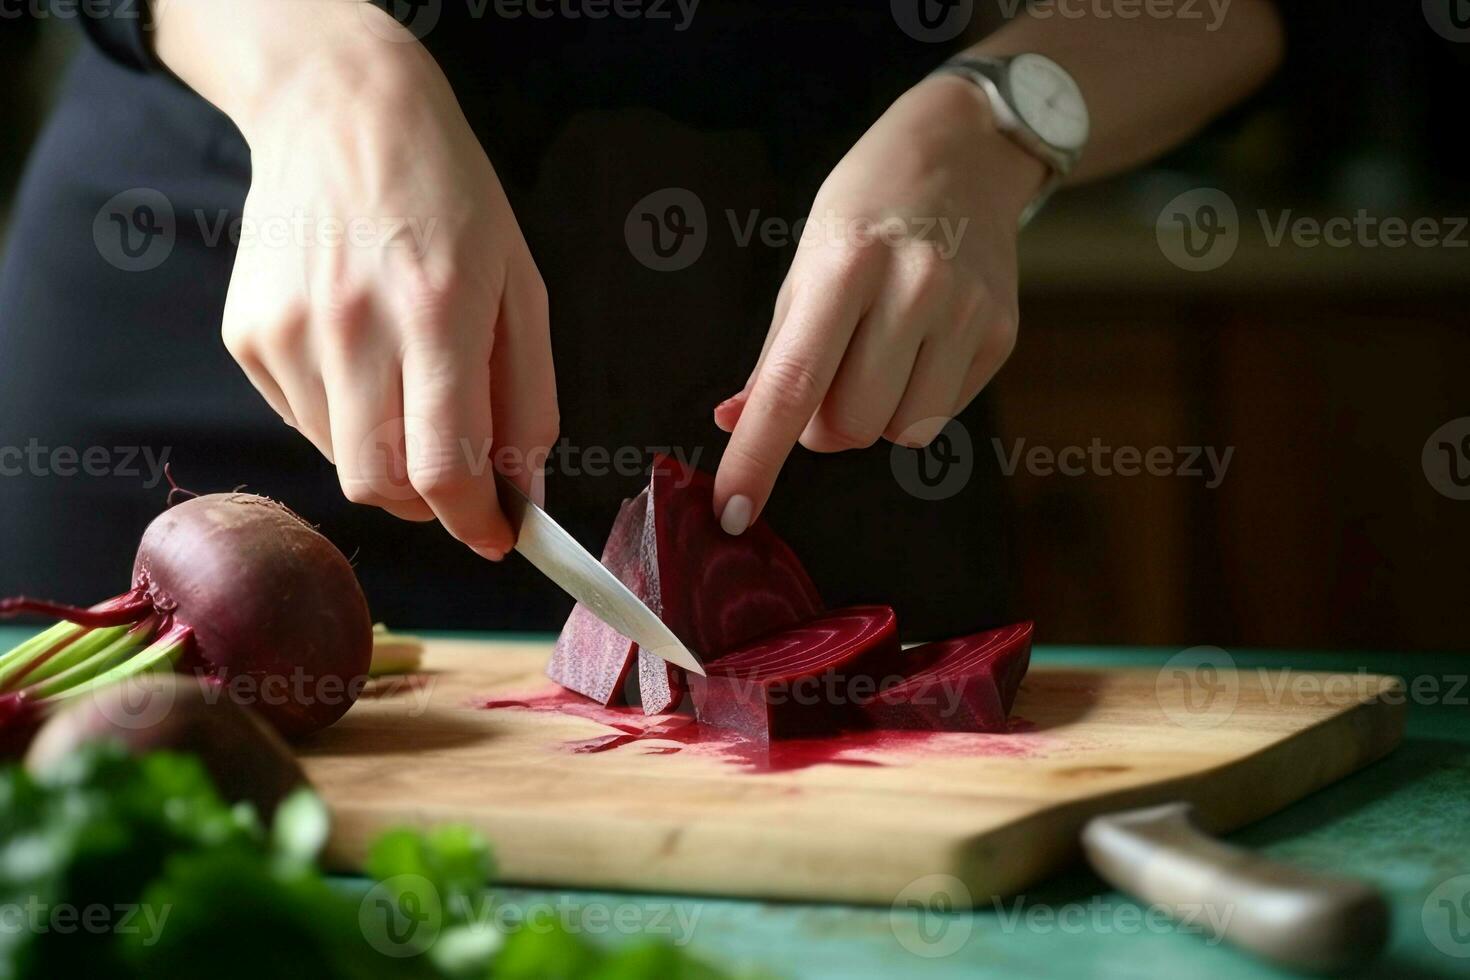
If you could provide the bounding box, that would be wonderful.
[0,591,154,628]
[24,617,161,699]
[55,626,191,703]
[0,624,129,693]
[0,621,85,675]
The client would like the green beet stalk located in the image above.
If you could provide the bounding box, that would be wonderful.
[55,628,191,703]
[26,619,161,699]
[6,625,133,691]
[0,621,86,679]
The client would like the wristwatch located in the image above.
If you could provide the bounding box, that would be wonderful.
[931,54,1090,227]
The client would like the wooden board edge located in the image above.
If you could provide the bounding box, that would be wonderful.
[945,686,1407,907]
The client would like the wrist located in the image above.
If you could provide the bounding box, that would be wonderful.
[153,0,437,143]
[904,74,1050,226]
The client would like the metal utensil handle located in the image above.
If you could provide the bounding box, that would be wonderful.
[1082,802,1388,973]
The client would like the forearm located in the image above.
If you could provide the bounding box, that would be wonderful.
[965,0,1285,181]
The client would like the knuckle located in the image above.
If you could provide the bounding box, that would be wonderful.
[403,273,460,340]
[407,457,476,502]
[907,249,955,296]
[886,415,947,449]
[760,357,825,415]
[319,286,374,344]
[259,308,309,355]
[339,477,383,508]
[815,408,881,450]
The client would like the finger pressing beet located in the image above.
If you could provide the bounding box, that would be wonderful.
[24,673,309,819]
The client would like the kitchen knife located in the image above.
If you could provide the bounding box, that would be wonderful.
[494,473,704,675]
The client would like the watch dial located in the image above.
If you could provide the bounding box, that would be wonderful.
[1006,54,1089,151]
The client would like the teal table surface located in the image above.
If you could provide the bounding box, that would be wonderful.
[5,626,1467,979]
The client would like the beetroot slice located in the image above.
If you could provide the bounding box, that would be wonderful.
[688,606,898,741]
[637,455,824,714]
[859,621,1033,732]
[544,493,653,705]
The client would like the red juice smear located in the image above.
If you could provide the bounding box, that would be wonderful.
[477,686,1041,772]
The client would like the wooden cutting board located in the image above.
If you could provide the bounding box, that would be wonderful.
[297,639,1403,905]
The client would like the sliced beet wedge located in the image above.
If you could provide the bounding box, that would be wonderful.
[544,493,654,705]
[637,454,824,713]
[688,606,898,741]
[859,621,1033,732]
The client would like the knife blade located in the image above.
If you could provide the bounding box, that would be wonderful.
[494,473,704,675]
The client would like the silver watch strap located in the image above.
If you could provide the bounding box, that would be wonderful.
[931,56,1070,228]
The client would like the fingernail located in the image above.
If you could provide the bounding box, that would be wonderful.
[531,469,546,508]
[474,545,506,562]
[720,494,752,536]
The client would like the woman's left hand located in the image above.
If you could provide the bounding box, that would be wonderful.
[712,75,1048,534]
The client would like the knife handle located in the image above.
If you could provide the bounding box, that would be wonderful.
[1082,802,1388,973]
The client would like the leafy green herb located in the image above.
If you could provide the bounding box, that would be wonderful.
[0,746,733,980]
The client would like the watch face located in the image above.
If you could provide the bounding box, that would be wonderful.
[1006,54,1089,152]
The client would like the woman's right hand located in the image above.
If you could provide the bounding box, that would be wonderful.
[155,1,557,560]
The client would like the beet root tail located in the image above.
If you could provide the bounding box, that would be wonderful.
[0,590,155,628]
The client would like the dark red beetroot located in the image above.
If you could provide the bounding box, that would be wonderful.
[545,456,824,713]
[543,493,651,705]
[688,606,899,741]
[859,621,1033,731]
[0,493,372,738]
[635,455,823,713]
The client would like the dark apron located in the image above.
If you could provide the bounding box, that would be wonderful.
[0,3,1015,635]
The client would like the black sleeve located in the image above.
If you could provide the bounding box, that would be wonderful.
[76,0,162,73]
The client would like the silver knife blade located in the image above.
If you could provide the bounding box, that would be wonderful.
[494,473,705,675]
